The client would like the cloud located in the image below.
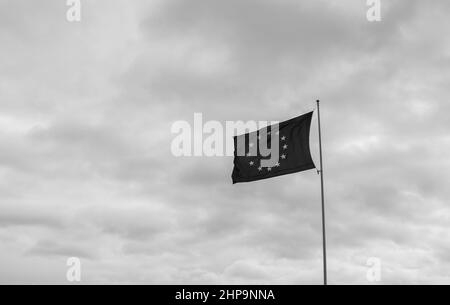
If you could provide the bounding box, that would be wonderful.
[26,240,95,260]
[0,0,449,284]
[0,212,63,229]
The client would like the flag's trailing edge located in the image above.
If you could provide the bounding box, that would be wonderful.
[232,111,316,184]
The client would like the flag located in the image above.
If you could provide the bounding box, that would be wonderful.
[232,111,316,184]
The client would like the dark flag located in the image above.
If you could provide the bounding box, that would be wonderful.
[232,111,316,184]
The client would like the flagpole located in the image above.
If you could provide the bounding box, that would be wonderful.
[316,100,327,285]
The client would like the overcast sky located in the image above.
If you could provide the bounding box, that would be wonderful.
[0,0,449,284]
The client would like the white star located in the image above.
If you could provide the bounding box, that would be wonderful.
[258,166,263,171]
[275,162,280,167]
[249,161,254,166]
[281,136,286,141]
[281,154,286,159]
[283,144,288,150]
[267,167,272,172]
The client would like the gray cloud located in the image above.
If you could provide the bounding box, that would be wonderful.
[0,212,63,229]
[26,240,95,260]
[0,0,449,284]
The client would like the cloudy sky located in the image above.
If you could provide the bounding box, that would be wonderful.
[0,0,449,284]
